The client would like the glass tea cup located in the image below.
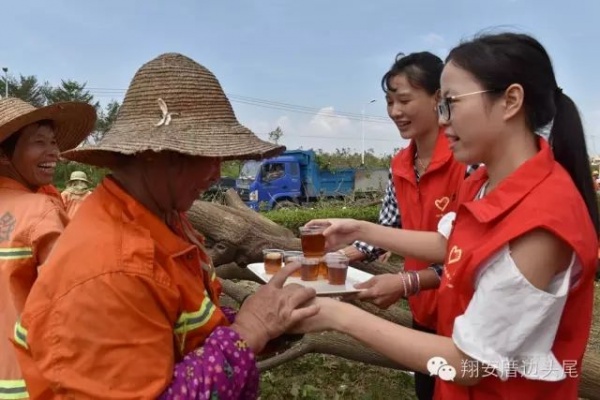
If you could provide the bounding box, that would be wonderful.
[299,256,320,282]
[262,249,284,275]
[324,252,349,285]
[299,225,326,257]
[284,250,303,277]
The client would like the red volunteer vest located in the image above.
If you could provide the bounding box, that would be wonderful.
[436,140,597,399]
[392,129,467,329]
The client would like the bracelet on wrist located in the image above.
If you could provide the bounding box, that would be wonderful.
[398,272,408,297]
[413,271,421,295]
[428,266,443,284]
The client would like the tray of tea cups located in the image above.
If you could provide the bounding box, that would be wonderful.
[246,262,374,296]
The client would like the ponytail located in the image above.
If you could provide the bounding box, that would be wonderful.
[550,90,600,235]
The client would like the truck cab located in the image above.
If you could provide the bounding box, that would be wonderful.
[236,149,356,211]
[236,156,303,210]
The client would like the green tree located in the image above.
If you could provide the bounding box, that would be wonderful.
[268,126,284,144]
[92,100,120,143]
[45,80,99,109]
[0,74,50,107]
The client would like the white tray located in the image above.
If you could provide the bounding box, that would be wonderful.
[247,262,374,296]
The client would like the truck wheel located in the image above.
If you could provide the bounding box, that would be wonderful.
[274,200,299,210]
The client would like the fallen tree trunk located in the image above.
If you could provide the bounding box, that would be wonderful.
[257,331,408,371]
[192,193,600,400]
[223,189,295,236]
[215,262,263,282]
[188,201,300,266]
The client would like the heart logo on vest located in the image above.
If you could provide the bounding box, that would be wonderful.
[448,245,462,264]
[434,197,450,212]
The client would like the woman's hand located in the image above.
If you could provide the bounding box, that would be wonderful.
[288,297,347,334]
[304,218,367,251]
[352,274,407,309]
[378,251,392,263]
[230,263,319,353]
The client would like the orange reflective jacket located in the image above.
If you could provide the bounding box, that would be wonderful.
[14,177,229,399]
[60,190,91,219]
[0,177,68,400]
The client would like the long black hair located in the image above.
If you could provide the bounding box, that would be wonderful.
[447,33,600,235]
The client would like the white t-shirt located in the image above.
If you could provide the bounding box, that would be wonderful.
[436,185,579,382]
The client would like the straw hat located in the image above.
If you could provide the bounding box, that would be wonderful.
[62,53,285,168]
[67,170,91,184]
[0,98,96,151]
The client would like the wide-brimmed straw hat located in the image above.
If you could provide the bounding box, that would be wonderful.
[0,98,96,152]
[67,170,91,184]
[62,53,285,168]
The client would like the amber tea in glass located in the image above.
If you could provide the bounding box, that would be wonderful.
[299,226,326,257]
[325,253,349,285]
[318,259,328,278]
[263,249,284,274]
[300,257,320,281]
[284,251,303,277]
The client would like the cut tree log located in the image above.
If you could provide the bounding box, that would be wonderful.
[215,262,263,283]
[189,190,401,275]
[190,193,600,400]
[223,189,295,237]
[187,201,301,266]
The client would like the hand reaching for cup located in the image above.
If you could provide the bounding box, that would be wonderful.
[303,218,366,252]
[230,262,319,353]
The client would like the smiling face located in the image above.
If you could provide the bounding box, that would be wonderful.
[0,122,60,188]
[439,62,506,164]
[386,74,440,141]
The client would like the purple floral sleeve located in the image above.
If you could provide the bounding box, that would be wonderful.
[159,327,259,400]
[221,306,237,324]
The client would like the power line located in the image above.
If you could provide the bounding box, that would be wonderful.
[85,86,402,143]
[278,134,400,143]
[86,87,391,124]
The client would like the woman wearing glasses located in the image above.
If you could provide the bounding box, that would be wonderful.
[297,32,598,399]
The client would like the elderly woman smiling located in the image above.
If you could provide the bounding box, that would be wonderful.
[0,97,95,400]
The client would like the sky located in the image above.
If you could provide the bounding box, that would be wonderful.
[2,0,599,156]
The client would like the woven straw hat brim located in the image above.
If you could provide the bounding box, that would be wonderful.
[60,53,285,168]
[62,120,285,168]
[0,99,96,152]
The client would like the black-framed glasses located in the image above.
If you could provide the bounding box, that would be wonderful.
[437,89,496,122]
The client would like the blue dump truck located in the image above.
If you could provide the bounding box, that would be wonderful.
[236,149,388,211]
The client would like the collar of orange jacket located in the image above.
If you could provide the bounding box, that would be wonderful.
[101,176,208,259]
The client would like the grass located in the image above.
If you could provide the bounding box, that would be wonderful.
[259,354,417,400]
[587,282,600,353]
